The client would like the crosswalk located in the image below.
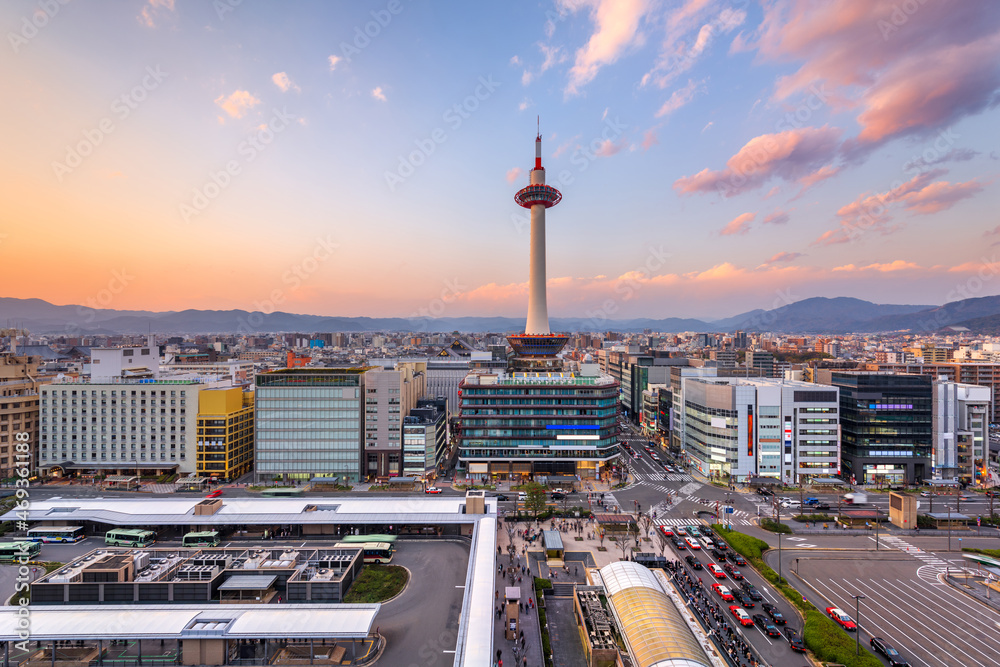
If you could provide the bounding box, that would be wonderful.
[653,513,753,527]
[878,534,973,583]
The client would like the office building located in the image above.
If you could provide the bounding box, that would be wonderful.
[867,361,1000,423]
[90,341,159,381]
[682,378,840,483]
[831,372,932,485]
[746,350,775,378]
[403,397,448,479]
[195,387,255,481]
[254,367,369,484]
[362,362,426,479]
[932,381,990,484]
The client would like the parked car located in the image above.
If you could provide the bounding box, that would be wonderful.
[734,591,755,608]
[732,554,747,566]
[712,583,734,601]
[711,548,727,561]
[685,555,702,570]
[723,564,744,580]
[425,486,442,494]
[550,492,566,500]
[660,526,675,538]
[729,605,754,626]
[707,563,726,579]
[753,614,781,637]
[495,493,510,501]
[672,538,687,550]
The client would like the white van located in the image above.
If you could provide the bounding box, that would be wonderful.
[518,492,527,501]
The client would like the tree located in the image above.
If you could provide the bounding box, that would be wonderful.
[523,481,547,520]
[615,528,631,561]
[598,526,606,550]
[655,526,668,557]
[639,513,653,539]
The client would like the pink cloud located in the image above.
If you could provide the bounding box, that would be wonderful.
[763,186,780,199]
[506,167,525,184]
[759,251,803,266]
[563,0,651,95]
[832,260,922,273]
[762,210,789,225]
[720,212,755,236]
[641,128,659,151]
[747,0,1000,157]
[214,90,260,119]
[897,179,985,214]
[655,78,703,117]
[797,164,840,191]
[674,125,842,197]
[594,137,627,157]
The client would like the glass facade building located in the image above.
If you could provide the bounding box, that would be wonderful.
[831,372,932,485]
[254,368,368,484]
[458,370,619,480]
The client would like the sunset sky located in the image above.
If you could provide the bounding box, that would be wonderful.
[2,0,998,321]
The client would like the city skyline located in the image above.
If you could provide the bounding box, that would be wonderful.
[2,0,998,321]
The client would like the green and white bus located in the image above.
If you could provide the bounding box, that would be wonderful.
[0,541,41,562]
[105,528,156,548]
[26,526,85,543]
[340,534,397,544]
[182,531,221,547]
[261,487,303,497]
[333,541,394,564]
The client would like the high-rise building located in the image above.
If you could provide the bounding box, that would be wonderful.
[254,367,369,484]
[362,362,426,478]
[89,341,159,381]
[458,130,618,481]
[746,350,775,378]
[682,377,840,483]
[932,381,990,484]
[831,372,932,485]
[403,397,448,479]
[0,354,47,476]
[867,361,1000,423]
[195,387,255,481]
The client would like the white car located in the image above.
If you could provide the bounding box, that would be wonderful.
[686,537,702,550]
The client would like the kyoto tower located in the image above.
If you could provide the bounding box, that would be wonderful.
[507,124,569,369]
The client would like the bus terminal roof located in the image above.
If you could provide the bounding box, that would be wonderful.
[0,604,379,641]
[2,496,496,527]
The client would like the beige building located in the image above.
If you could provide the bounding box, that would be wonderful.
[363,361,426,479]
[0,354,49,477]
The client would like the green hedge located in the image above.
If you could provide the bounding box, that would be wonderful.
[712,525,883,667]
[793,514,836,522]
[535,578,554,667]
[759,517,793,533]
[534,576,553,591]
[803,610,883,667]
[963,547,1000,559]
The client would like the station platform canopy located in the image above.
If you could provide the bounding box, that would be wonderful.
[0,604,379,641]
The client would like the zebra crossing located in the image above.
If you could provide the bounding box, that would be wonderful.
[878,534,973,583]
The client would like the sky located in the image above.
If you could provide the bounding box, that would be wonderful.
[1,0,999,323]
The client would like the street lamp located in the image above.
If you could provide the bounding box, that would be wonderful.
[852,594,866,656]
[777,531,783,585]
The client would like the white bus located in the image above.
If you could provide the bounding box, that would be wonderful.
[26,526,86,543]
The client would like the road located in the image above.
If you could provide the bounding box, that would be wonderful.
[770,548,1000,667]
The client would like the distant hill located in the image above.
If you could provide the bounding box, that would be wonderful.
[1,294,998,334]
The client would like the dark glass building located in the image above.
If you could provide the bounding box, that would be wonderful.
[831,372,932,485]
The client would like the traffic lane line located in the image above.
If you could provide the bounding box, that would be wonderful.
[911,573,1000,639]
[818,578,938,667]
[861,578,1000,664]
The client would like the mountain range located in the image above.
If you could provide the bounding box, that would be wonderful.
[1,295,999,335]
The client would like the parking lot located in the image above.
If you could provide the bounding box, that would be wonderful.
[778,549,1000,667]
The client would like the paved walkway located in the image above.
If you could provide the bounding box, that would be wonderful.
[494,523,544,667]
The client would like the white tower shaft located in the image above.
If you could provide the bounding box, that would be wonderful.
[526,139,549,335]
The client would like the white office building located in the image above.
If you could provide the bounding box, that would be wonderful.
[683,377,840,483]
[933,380,990,484]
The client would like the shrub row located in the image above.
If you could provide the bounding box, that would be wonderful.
[759,517,793,534]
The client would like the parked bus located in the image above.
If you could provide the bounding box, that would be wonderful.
[105,528,156,548]
[339,534,397,544]
[0,541,41,562]
[333,541,394,564]
[261,488,303,497]
[182,531,221,547]
[26,526,85,543]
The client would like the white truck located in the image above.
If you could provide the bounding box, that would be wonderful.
[843,492,868,505]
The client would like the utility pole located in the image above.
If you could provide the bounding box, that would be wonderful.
[852,594,866,656]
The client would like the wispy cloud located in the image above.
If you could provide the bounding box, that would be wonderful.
[720,212,755,236]
[371,87,387,102]
[506,167,524,184]
[138,0,174,28]
[214,90,260,120]
[655,78,703,118]
[271,72,300,93]
[758,251,803,267]
[562,0,651,95]
[328,55,342,71]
